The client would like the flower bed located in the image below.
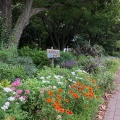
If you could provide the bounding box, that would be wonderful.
[0,68,102,120]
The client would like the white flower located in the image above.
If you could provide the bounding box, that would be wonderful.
[68,79,72,81]
[57,115,62,119]
[80,78,83,80]
[42,80,47,83]
[40,77,45,79]
[5,102,10,107]
[8,97,15,101]
[57,82,63,85]
[72,81,76,83]
[3,88,12,92]
[71,72,75,75]
[13,92,17,95]
[1,105,8,111]
[53,86,57,89]
[19,96,26,101]
[60,76,63,79]
[54,75,59,79]
[46,76,51,79]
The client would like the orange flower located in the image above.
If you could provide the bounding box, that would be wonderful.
[57,94,62,100]
[66,109,73,115]
[71,85,77,88]
[58,88,63,92]
[65,99,69,103]
[57,107,64,113]
[46,98,53,103]
[48,90,54,96]
[75,81,79,86]
[88,87,93,91]
[69,90,74,94]
[54,100,62,107]
[73,93,79,99]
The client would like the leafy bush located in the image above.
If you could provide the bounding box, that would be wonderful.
[55,52,76,67]
[60,60,78,69]
[19,46,50,68]
[0,62,26,81]
[112,51,120,58]
[0,47,37,81]
[78,56,107,74]
[97,71,115,91]
[75,44,105,57]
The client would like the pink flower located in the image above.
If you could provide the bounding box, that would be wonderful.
[23,96,27,100]
[12,78,21,87]
[36,110,39,114]
[15,94,20,98]
[11,87,15,91]
[40,88,45,94]
[24,90,30,95]
[17,89,22,94]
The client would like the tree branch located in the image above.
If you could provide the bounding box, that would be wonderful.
[30,3,64,18]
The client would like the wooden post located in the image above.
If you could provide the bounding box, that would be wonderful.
[51,47,54,68]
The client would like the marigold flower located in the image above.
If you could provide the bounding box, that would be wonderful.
[69,90,74,94]
[57,94,62,99]
[46,98,52,103]
[48,90,54,96]
[57,108,64,113]
[66,109,73,115]
[73,93,79,99]
[65,99,69,103]
[75,81,79,86]
[58,88,63,92]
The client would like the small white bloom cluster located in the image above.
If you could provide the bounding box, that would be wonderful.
[3,87,12,92]
[8,97,15,101]
[54,75,63,80]
[1,102,10,111]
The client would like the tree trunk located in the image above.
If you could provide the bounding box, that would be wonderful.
[0,0,12,46]
[9,0,33,47]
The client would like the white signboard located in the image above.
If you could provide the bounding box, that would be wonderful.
[47,49,60,58]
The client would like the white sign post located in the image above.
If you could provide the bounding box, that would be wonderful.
[47,47,60,68]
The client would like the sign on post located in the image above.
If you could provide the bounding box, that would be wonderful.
[47,49,60,58]
[47,47,60,68]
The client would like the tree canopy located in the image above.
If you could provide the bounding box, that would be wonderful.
[0,0,120,53]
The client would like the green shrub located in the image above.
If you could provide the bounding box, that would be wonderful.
[0,62,26,81]
[97,71,115,91]
[0,47,37,81]
[78,56,107,74]
[19,46,50,68]
[55,52,76,66]
[112,51,120,57]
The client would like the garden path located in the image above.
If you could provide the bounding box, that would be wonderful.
[104,68,120,120]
